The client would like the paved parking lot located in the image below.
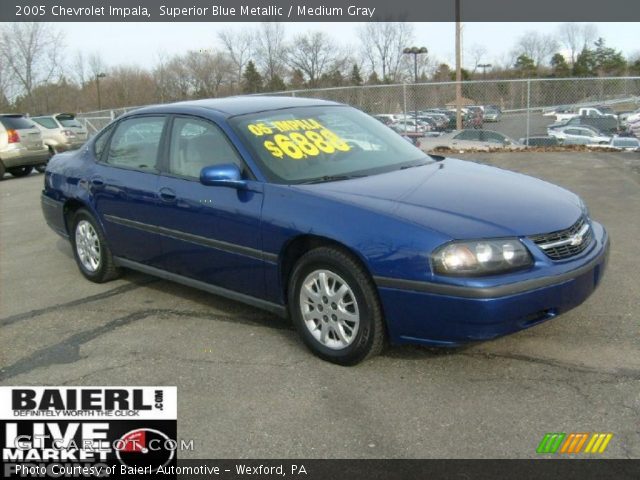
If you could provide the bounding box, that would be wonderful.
[1,151,639,458]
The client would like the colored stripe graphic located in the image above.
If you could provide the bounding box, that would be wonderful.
[584,433,613,454]
[560,433,589,454]
[537,433,566,453]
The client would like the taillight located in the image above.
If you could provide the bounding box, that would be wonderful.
[7,129,20,143]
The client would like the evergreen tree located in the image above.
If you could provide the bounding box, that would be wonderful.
[514,54,536,76]
[242,61,262,94]
[573,48,597,77]
[350,64,363,86]
[265,74,286,92]
[367,71,380,85]
[550,53,571,77]
[289,69,306,89]
[593,38,626,76]
[432,63,452,82]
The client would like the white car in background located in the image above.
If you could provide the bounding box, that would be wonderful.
[547,126,611,145]
[624,108,640,126]
[419,129,522,151]
[588,136,640,151]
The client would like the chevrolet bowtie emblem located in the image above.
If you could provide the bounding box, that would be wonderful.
[570,232,584,246]
[538,223,590,251]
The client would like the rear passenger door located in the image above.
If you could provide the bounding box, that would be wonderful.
[155,116,266,299]
[92,115,168,266]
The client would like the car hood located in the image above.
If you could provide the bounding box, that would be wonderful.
[296,158,583,239]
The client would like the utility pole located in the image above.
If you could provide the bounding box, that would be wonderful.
[96,73,107,110]
[455,0,462,130]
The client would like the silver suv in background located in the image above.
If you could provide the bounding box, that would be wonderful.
[32,113,88,158]
[0,114,49,179]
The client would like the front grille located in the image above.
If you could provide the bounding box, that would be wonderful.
[530,216,593,260]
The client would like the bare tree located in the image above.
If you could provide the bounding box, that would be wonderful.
[558,23,599,65]
[358,22,414,83]
[87,52,107,78]
[217,29,254,85]
[184,50,234,97]
[467,44,488,72]
[255,23,288,82]
[287,31,344,87]
[159,55,192,101]
[71,51,87,86]
[513,31,558,67]
[0,23,64,111]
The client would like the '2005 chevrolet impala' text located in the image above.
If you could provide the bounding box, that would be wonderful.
[41,97,608,365]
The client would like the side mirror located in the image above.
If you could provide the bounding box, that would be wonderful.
[200,163,246,189]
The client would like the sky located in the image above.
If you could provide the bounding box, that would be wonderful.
[58,22,639,71]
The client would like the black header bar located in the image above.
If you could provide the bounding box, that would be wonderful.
[1,0,640,22]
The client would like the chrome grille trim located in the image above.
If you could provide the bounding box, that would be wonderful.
[530,216,594,260]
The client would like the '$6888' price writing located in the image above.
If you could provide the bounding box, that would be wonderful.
[262,129,351,160]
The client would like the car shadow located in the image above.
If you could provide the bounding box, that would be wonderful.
[383,343,474,360]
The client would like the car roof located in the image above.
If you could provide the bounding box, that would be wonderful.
[129,96,343,118]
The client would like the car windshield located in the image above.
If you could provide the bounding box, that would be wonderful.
[230,105,430,184]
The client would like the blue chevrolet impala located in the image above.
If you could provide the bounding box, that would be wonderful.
[41,97,609,365]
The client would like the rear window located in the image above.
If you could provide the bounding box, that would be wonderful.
[32,117,59,129]
[0,115,36,130]
[56,114,82,128]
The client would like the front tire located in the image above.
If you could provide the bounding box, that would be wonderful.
[7,165,33,177]
[71,209,120,283]
[288,247,385,365]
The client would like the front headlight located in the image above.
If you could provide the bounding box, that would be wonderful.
[432,239,533,276]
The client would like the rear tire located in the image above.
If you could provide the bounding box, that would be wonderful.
[288,247,385,365]
[70,209,121,283]
[7,166,33,177]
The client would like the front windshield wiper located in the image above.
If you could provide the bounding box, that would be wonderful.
[296,174,367,185]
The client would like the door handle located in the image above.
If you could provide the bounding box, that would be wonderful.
[159,187,177,202]
[90,176,104,187]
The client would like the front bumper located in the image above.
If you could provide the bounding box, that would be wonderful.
[376,223,609,346]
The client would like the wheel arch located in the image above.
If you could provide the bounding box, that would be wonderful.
[278,234,374,306]
[62,198,105,237]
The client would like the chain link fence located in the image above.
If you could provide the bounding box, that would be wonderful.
[76,77,640,141]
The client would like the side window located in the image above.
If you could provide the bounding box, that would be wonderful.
[106,116,165,171]
[483,132,505,144]
[94,124,116,159]
[168,117,243,178]
[454,131,476,140]
[33,117,58,129]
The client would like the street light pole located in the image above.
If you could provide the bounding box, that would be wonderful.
[402,46,428,134]
[477,63,492,79]
[95,73,107,110]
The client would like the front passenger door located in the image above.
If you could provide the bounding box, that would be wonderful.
[156,116,265,299]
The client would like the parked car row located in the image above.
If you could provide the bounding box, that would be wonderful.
[0,113,87,179]
[374,104,503,136]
